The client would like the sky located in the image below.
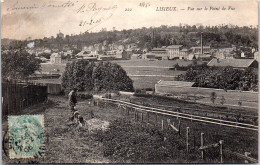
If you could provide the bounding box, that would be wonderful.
[1,0,258,40]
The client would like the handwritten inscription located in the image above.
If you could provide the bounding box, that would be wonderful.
[139,2,150,8]
[79,13,113,26]
[76,3,117,13]
[4,1,236,31]
[77,3,117,28]
[7,0,77,11]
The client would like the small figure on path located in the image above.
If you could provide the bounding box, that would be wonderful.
[68,88,78,120]
[68,88,78,111]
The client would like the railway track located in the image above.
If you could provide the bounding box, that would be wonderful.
[95,97,258,131]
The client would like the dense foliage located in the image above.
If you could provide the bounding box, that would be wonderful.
[176,66,258,91]
[2,24,257,51]
[92,62,134,92]
[1,49,41,80]
[61,60,134,94]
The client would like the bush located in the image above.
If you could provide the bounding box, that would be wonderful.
[92,62,134,92]
[61,60,134,94]
[176,66,258,91]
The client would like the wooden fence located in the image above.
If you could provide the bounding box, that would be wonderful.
[94,97,258,131]
[2,83,48,117]
[94,96,258,163]
[31,82,62,95]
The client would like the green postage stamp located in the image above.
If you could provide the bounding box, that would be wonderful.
[8,115,45,159]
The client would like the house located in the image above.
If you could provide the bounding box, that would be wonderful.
[179,48,190,59]
[150,47,168,60]
[50,53,68,64]
[142,53,156,60]
[166,45,183,59]
[207,59,258,69]
[98,55,116,61]
[215,47,235,59]
[50,53,62,64]
[191,46,211,55]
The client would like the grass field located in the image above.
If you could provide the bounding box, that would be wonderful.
[156,85,258,109]
[39,60,186,89]
[2,94,258,163]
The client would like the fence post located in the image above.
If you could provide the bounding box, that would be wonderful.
[186,127,190,152]
[178,119,181,135]
[141,113,144,122]
[155,113,158,125]
[219,140,224,163]
[161,120,164,130]
[147,112,149,123]
[201,133,204,160]
[193,134,196,150]
[245,152,250,163]
[135,110,137,121]
[167,119,170,130]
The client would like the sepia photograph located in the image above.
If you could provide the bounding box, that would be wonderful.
[1,0,258,163]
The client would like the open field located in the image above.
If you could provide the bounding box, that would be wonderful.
[39,60,186,89]
[38,60,258,108]
[156,85,258,109]
[2,94,257,163]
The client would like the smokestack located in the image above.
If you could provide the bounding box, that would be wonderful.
[201,32,203,55]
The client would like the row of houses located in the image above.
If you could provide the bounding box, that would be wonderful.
[143,45,211,60]
[82,42,139,53]
[143,45,258,61]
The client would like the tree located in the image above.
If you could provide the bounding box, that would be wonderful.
[2,49,41,80]
[92,62,134,92]
[61,60,95,94]
[210,92,217,104]
[61,60,134,94]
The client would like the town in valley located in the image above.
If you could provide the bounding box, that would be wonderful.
[1,0,258,164]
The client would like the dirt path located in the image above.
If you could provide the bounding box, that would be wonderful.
[2,95,110,164]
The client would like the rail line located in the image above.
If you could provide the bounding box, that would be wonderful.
[95,97,258,131]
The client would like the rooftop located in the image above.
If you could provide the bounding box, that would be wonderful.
[167,45,183,49]
[152,48,167,51]
[157,80,194,87]
[207,58,257,68]
[51,53,61,58]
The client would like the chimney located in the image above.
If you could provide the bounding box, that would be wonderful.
[201,32,203,55]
